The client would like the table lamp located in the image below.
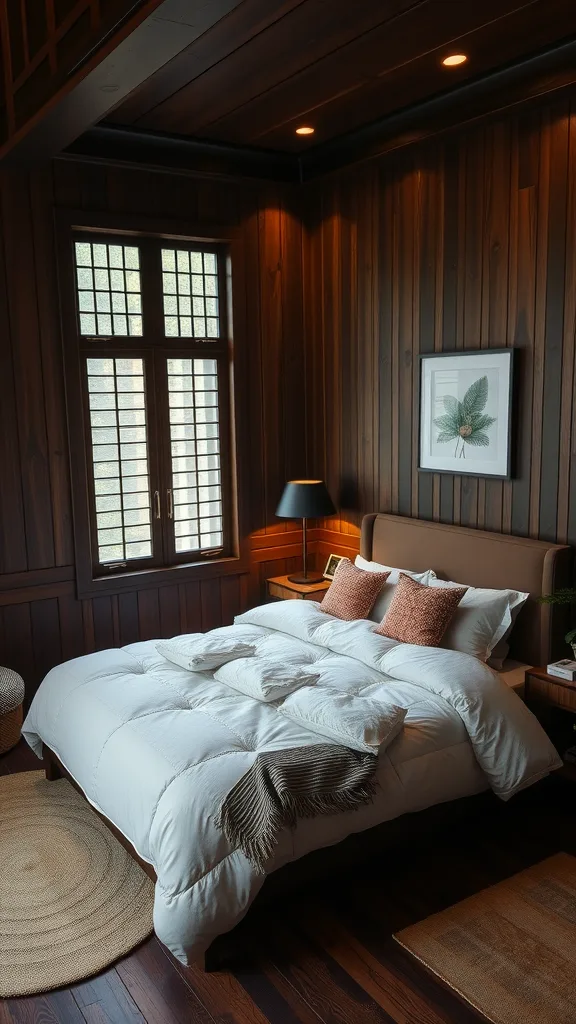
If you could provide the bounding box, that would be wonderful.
[276,480,336,584]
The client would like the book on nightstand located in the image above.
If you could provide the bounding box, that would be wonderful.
[546,659,576,682]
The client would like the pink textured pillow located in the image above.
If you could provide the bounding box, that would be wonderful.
[320,558,389,621]
[375,573,467,646]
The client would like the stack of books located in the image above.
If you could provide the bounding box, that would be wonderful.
[547,659,576,683]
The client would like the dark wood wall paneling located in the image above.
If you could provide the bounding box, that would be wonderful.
[303,91,576,563]
[0,162,307,696]
[4,86,576,697]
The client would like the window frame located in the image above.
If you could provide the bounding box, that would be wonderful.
[56,210,247,600]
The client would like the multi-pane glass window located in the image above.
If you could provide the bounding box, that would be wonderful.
[167,358,223,553]
[87,358,152,564]
[161,248,219,339]
[72,233,229,576]
[75,241,142,336]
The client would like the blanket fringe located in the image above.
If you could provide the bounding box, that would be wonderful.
[215,746,378,872]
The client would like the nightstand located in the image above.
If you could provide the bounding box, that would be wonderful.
[525,667,576,782]
[267,575,331,601]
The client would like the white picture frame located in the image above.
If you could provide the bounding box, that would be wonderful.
[419,349,514,479]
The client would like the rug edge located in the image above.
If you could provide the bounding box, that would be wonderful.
[392,933,501,1024]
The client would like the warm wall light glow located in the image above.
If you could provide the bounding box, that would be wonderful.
[442,53,468,67]
[295,125,315,135]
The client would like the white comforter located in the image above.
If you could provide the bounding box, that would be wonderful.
[22,600,560,964]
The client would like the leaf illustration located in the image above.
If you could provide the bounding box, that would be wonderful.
[434,374,496,450]
[462,376,488,417]
[433,413,460,436]
[463,431,490,447]
[470,413,496,432]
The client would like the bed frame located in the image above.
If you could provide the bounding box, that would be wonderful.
[42,513,573,969]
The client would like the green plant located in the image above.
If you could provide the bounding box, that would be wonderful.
[538,588,576,649]
[434,375,496,459]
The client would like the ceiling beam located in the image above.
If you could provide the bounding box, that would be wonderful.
[62,32,576,183]
[0,0,246,166]
[63,124,301,182]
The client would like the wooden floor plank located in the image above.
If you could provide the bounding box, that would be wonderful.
[115,941,216,1024]
[167,949,273,1024]
[264,923,397,1024]
[232,956,325,1024]
[0,1002,13,1024]
[300,912,450,1024]
[0,739,37,774]
[3,742,576,1024]
[71,966,146,1023]
[7,990,85,1024]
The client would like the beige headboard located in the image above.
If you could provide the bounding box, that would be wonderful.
[361,513,573,666]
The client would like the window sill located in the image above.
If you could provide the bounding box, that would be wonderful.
[76,554,249,600]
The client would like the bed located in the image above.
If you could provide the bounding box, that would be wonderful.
[22,514,572,966]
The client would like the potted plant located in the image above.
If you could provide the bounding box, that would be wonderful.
[539,588,576,658]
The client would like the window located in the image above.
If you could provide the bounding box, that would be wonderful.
[71,233,231,579]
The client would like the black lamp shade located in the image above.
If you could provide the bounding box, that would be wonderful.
[276,480,336,519]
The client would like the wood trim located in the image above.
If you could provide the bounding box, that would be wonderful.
[59,38,576,184]
[64,126,301,183]
[0,565,74,592]
[301,36,576,180]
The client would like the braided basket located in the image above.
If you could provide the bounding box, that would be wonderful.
[0,667,25,755]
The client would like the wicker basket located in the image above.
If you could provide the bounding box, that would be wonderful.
[0,667,25,755]
[0,703,23,755]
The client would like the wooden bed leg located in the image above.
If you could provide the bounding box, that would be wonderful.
[44,752,62,781]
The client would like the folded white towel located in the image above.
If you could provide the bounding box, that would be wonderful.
[156,634,255,672]
[214,657,319,702]
[278,685,406,753]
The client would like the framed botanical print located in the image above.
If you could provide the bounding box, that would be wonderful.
[419,349,514,479]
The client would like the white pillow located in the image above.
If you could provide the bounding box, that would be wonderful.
[278,685,406,754]
[156,634,255,672]
[214,658,318,702]
[488,595,530,667]
[428,580,529,662]
[355,555,436,622]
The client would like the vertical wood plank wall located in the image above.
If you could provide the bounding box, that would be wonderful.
[304,92,576,568]
[3,87,576,696]
[0,162,307,695]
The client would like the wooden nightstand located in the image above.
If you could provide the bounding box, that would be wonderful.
[525,667,576,782]
[267,575,331,601]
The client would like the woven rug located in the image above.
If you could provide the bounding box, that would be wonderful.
[394,852,576,1024]
[0,770,154,996]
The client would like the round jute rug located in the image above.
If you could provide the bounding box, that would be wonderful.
[0,770,154,997]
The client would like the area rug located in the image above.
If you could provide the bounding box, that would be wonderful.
[394,852,576,1024]
[0,770,154,996]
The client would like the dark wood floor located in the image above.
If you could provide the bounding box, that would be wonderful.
[1,740,575,1024]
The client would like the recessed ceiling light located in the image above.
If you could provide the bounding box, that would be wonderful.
[442,53,468,67]
[295,125,315,135]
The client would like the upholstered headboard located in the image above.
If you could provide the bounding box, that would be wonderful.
[361,513,573,666]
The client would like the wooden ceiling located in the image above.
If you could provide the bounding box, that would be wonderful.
[105,0,576,153]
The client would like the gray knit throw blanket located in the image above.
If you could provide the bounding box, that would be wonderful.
[215,744,378,872]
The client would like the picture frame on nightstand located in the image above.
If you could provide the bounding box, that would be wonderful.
[323,554,343,580]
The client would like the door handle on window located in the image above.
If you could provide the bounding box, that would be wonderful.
[167,488,174,519]
[154,490,161,519]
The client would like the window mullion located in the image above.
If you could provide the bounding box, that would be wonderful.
[152,349,177,565]
[142,353,167,570]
